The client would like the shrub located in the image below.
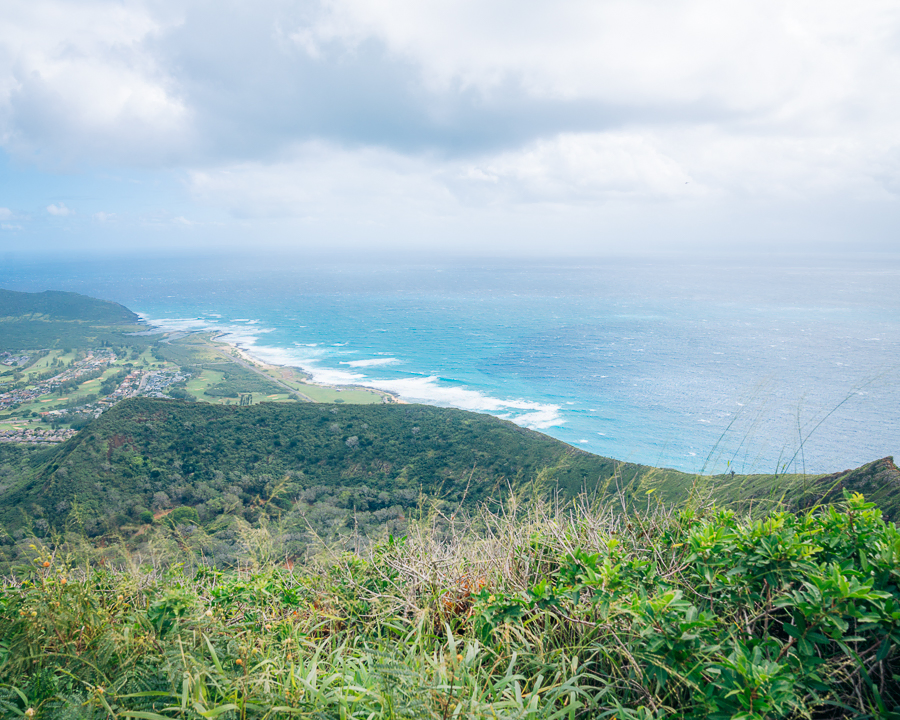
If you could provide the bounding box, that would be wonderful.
[1,492,898,718]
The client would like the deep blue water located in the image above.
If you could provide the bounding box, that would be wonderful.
[1,254,897,474]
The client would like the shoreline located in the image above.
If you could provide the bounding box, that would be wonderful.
[206,331,404,405]
[133,314,565,432]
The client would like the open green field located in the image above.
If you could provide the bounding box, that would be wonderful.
[133,346,159,366]
[0,417,50,432]
[23,349,66,374]
[154,334,228,367]
[185,368,226,400]
[294,383,386,403]
[256,392,299,403]
[257,363,386,404]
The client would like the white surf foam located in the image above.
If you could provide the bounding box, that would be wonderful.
[363,376,563,430]
[137,313,564,432]
[340,358,401,368]
[137,314,274,351]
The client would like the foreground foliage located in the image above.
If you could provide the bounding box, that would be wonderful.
[2,492,899,719]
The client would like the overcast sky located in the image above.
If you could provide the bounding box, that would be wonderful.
[1,0,899,257]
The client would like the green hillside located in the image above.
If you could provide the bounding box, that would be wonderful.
[2,397,665,534]
[0,289,138,324]
[3,396,898,569]
[0,289,143,351]
[595,454,900,522]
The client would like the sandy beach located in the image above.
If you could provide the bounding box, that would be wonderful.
[208,332,402,404]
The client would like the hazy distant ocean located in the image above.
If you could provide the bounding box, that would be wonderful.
[2,254,897,475]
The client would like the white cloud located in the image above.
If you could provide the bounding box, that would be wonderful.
[0,207,11,219]
[451,132,699,204]
[0,0,899,253]
[0,0,191,166]
[188,123,896,223]
[314,0,900,119]
[187,142,453,220]
[46,202,70,215]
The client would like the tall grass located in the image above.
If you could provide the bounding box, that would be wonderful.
[2,490,899,718]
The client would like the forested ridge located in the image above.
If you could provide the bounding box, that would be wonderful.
[17,396,626,519]
[2,395,898,572]
[0,289,138,324]
[0,397,669,564]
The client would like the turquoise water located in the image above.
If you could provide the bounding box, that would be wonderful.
[2,254,897,474]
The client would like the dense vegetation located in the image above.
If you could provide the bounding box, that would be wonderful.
[0,289,138,324]
[2,397,898,570]
[0,289,142,352]
[0,398,654,567]
[0,444,52,496]
[2,491,899,718]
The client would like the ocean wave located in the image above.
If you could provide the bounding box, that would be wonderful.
[137,315,275,347]
[340,358,401,368]
[136,315,215,333]
[364,376,563,430]
[268,350,563,431]
[136,313,563,431]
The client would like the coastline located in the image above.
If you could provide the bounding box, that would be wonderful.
[134,312,565,432]
[207,331,403,405]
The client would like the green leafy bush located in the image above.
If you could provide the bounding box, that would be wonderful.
[0,492,898,718]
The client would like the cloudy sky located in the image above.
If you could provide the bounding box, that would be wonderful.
[1,0,899,256]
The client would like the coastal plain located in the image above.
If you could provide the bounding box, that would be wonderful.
[0,288,389,444]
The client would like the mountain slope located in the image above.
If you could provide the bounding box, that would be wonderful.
[4,396,897,548]
[3,397,679,534]
[0,289,138,323]
[0,289,143,351]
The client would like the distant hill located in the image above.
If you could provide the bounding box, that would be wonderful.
[0,289,138,324]
[0,288,143,351]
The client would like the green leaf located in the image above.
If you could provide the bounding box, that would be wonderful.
[198,705,239,719]
[783,623,801,639]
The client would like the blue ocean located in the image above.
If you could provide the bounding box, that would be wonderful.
[2,254,897,475]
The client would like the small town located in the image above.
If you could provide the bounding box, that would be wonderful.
[0,352,188,443]
[0,425,76,444]
[0,349,117,412]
